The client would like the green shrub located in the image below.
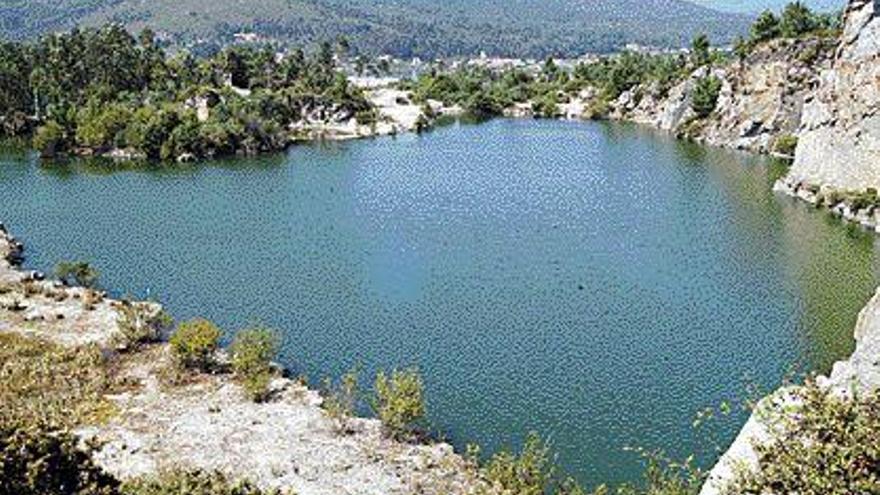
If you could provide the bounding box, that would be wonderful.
[773,135,799,156]
[231,327,278,402]
[0,333,114,429]
[584,97,611,120]
[532,93,561,119]
[321,367,360,433]
[170,319,222,371]
[55,260,100,288]
[122,470,282,495]
[0,425,119,495]
[690,76,722,119]
[729,383,880,495]
[372,367,426,440]
[482,432,555,495]
[114,301,173,350]
[780,1,816,39]
[751,10,781,43]
[33,120,67,157]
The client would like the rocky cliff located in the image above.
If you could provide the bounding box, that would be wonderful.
[786,0,880,190]
[609,37,836,155]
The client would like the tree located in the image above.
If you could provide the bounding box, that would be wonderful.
[751,10,781,42]
[690,34,711,67]
[780,1,816,38]
[55,260,99,288]
[691,76,722,118]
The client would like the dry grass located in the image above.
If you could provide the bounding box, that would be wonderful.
[0,332,117,428]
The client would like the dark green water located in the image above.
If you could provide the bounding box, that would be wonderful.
[1,119,878,486]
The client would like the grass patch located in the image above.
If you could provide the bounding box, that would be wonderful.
[0,332,117,428]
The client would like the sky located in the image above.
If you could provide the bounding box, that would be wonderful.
[692,0,844,13]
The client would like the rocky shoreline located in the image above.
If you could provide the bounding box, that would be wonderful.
[0,226,479,495]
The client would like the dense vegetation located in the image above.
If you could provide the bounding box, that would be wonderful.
[730,383,880,495]
[404,1,839,126]
[1,0,751,59]
[0,25,373,161]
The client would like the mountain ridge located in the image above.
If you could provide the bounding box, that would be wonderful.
[1,0,751,58]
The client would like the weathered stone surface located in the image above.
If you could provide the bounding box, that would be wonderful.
[608,38,833,154]
[787,0,880,190]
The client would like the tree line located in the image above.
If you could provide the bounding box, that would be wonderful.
[0,25,374,161]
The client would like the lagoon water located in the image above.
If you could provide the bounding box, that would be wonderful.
[2,119,879,486]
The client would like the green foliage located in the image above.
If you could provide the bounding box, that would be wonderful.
[690,76,722,119]
[751,10,781,43]
[170,318,222,371]
[321,367,360,433]
[597,452,702,495]
[75,101,133,150]
[121,470,283,495]
[0,333,114,429]
[55,260,100,288]
[3,0,750,60]
[0,425,119,495]
[730,383,880,495]
[774,134,799,156]
[33,120,66,156]
[482,432,556,495]
[372,367,426,440]
[115,301,173,350]
[5,24,374,162]
[532,93,561,119]
[690,35,711,68]
[780,1,816,39]
[231,327,278,402]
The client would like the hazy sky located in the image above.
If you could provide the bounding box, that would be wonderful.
[693,0,844,13]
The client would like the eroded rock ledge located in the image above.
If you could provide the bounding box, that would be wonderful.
[0,226,479,495]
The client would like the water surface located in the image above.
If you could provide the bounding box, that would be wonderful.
[1,120,878,486]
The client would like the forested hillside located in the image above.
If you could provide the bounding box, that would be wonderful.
[1,0,750,57]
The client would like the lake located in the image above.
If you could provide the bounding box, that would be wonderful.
[1,119,878,486]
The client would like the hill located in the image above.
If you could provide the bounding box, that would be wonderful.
[0,0,751,58]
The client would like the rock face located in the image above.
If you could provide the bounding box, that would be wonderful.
[611,38,834,154]
[787,0,880,190]
[700,287,880,495]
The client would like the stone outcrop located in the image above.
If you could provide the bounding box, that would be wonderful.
[786,0,880,190]
[611,37,835,154]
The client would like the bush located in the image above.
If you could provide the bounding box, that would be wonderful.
[114,301,173,350]
[751,10,781,43]
[55,260,100,288]
[730,383,880,495]
[170,319,222,371]
[372,367,426,440]
[532,93,561,119]
[780,1,816,39]
[0,333,114,429]
[690,76,722,119]
[231,327,278,402]
[690,34,711,68]
[774,135,799,156]
[33,120,67,157]
[0,425,119,495]
[321,367,360,433]
[482,432,555,495]
[122,470,282,495]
